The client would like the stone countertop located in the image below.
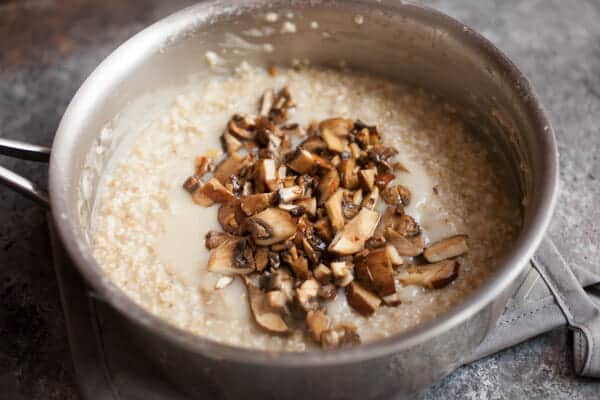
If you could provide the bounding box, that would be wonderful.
[0,0,598,399]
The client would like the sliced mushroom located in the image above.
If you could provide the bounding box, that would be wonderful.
[243,276,289,334]
[321,324,361,350]
[358,168,377,191]
[318,284,337,301]
[255,246,270,271]
[346,282,382,316]
[287,149,316,174]
[349,142,362,159]
[222,130,242,154]
[354,248,396,296]
[228,115,256,140]
[205,231,233,250]
[340,157,359,189]
[399,260,460,289]
[328,208,380,255]
[319,118,354,137]
[295,197,317,217]
[269,269,294,300]
[385,245,405,266]
[240,192,276,216]
[330,261,354,287]
[341,201,361,220]
[310,220,330,245]
[183,175,201,194]
[352,189,363,206]
[318,168,340,205]
[381,184,411,206]
[306,310,330,342]
[325,189,345,232]
[321,126,349,153]
[207,239,254,275]
[199,178,236,203]
[233,238,255,270]
[191,186,215,207]
[385,229,424,257]
[247,208,296,246]
[375,173,396,189]
[259,89,274,116]
[278,185,305,203]
[300,136,328,153]
[313,264,333,284]
[218,201,247,235]
[281,123,306,137]
[267,290,288,311]
[361,187,379,210]
[213,152,247,183]
[255,158,278,193]
[283,250,312,281]
[295,279,320,311]
[423,235,469,263]
[194,156,212,177]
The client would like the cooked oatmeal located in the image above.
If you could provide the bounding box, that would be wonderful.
[91,66,521,351]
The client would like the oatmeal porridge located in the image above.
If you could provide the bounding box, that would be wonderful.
[90,66,521,351]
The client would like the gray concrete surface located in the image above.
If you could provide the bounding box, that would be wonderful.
[0,0,598,399]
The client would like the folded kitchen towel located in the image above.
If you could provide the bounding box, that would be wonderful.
[49,225,600,400]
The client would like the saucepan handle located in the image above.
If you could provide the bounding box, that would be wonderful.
[0,137,51,207]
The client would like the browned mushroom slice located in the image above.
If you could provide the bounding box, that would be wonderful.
[228,115,256,140]
[266,290,288,311]
[354,248,396,296]
[222,130,242,154]
[352,190,363,205]
[358,168,377,191]
[314,218,334,242]
[319,118,354,137]
[268,269,294,300]
[198,178,236,203]
[295,279,320,311]
[300,136,328,153]
[278,185,304,203]
[183,175,201,194]
[243,276,289,334]
[254,246,269,271]
[320,324,360,350]
[399,260,460,289]
[318,168,340,205]
[349,142,362,159]
[330,261,354,287]
[361,187,379,210]
[321,126,349,153]
[283,250,312,281]
[195,156,212,177]
[313,264,333,284]
[385,245,405,266]
[325,189,345,232]
[375,173,396,189]
[423,235,469,263]
[191,186,215,207]
[213,152,247,183]
[381,184,411,206]
[346,282,382,316]
[207,239,254,275]
[328,208,380,255]
[340,157,359,189]
[385,229,424,257]
[205,231,233,250]
[306,310,330,342]
[281,123,306,137]
[240,192,275,216]
[247,208,296,246]
[392,161,410,173]
[218,201,247,235]
[341,200,361,220]
[318,284,337,301]
[255,158,278,193]
[295,197,317,217]
[233,238,255,270]
[259,89,274,116]
[287,148,316,174]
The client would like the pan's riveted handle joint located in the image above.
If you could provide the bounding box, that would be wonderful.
[0,138,51,207]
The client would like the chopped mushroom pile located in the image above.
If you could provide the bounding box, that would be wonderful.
[183,87,469,349]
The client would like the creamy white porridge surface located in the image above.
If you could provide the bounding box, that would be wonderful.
[91,66,521,351]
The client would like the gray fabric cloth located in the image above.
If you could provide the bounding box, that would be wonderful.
[49,225,600,400]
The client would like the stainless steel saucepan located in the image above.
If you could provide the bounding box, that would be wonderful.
[0,1,558,398]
